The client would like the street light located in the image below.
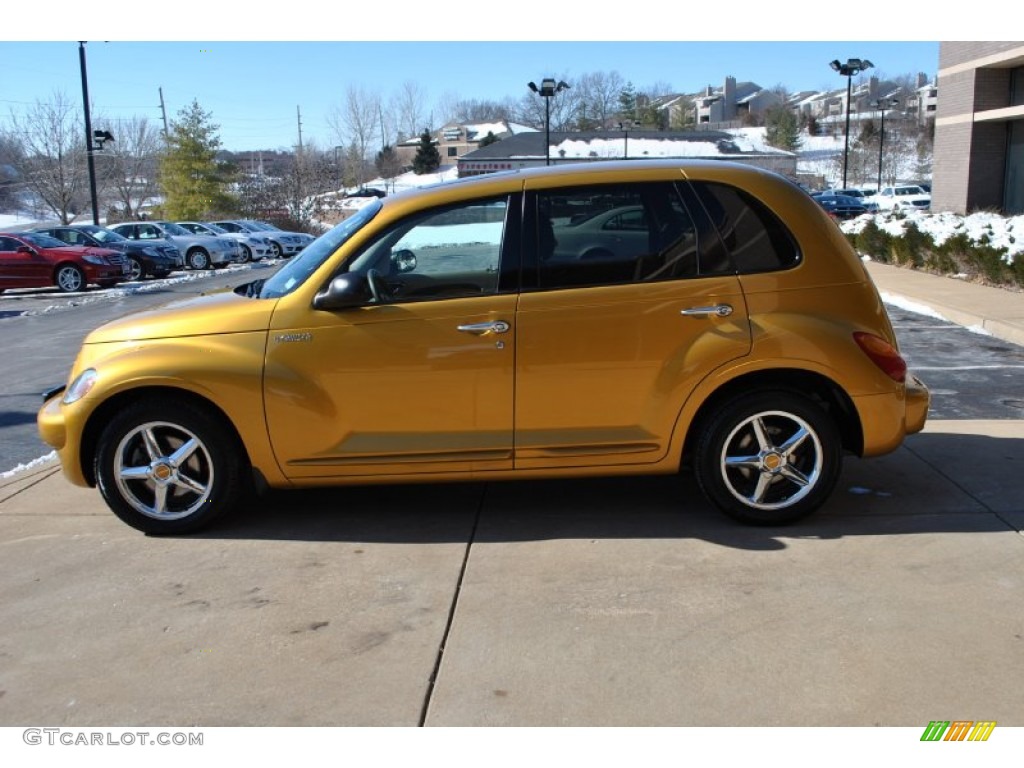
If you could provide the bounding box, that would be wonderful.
[79,41,114,225]
[528,78,569,166]
[871,98,900,193]
[830,57,874,188]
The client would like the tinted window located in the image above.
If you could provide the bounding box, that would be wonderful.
[690,181,800,273]
[532,182,698,290]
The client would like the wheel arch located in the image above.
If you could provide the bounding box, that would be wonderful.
[79,386,251,487]
[682,368,864,467]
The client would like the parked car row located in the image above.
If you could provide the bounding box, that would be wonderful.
[810,184,931,220]
[0,218,318,295]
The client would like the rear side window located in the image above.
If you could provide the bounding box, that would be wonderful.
[690,181,800,273]
[531,182,699,290]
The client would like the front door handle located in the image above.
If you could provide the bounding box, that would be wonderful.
[457,320,510,335]
[681,304,733,318]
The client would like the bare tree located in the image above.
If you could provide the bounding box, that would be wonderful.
[327,86,381,185]
[101,116,161,219]
[575,71,625,128]
[394,80,428,142]
[8,91,89,224]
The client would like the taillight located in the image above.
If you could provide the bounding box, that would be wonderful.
[854,332,907,383]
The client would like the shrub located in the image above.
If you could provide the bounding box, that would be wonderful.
[854,221,892,263]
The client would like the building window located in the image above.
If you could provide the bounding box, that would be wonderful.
[447,147,458,158]
[1011,67,1024,107]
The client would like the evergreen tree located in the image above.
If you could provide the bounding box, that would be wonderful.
[375,144,403,181]
[764,106,802,152]
[618,82,638,121]
[478,131,500,147]
[412,130,441,174]
[159,99,234,219]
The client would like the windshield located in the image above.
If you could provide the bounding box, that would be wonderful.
[256,201,382,299]
[160,222,190,236]
[90,228,128,243]
[21,233,69,249]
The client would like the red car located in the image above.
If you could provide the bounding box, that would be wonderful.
[0,231,130,294]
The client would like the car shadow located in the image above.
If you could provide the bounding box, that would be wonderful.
[189,431,1024,550]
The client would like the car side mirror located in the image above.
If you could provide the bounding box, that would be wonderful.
[390,248,417,273]
[17,245,37,255]
[312,273,373,311]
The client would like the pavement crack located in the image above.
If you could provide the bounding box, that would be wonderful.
[417,484,486,727]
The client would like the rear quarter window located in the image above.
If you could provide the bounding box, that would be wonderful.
[691,181,801,274]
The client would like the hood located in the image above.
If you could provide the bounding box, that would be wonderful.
[86,290,276,344]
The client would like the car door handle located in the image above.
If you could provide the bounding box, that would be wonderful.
[457,320,510,335]
[458,319,509,335]
[681,304,734,318]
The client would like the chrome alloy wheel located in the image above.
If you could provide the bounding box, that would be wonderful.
[719,410,823,511]
[113,421,214,520]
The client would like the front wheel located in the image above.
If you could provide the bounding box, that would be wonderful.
[269,241,283,259]
[128,256,144,281]
[55,264,86,293]
[693,392,842,525]
[187,249,211,270]
[94,399,247,534]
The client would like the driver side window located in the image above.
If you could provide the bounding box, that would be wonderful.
[350,197,509,302]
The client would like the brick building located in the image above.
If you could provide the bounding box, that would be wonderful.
[932,42,1024,214]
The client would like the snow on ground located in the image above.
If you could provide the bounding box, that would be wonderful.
[1,452,56,479]
[841,209,1024,262]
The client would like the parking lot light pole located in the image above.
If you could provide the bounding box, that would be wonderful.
[78,41,101,225]
[872,98,900,193]
[528,78,569,166]
[830,58,874,189]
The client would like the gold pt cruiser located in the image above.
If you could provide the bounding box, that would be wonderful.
[38,161,929,534]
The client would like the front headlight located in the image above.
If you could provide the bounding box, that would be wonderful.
[62,368,97,404]
[82,254,106,265]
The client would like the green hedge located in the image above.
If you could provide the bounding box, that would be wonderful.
[845,221,1024,289]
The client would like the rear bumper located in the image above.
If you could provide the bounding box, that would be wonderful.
[853,372,930,457]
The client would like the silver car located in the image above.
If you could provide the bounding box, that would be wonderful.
[175,221,271,263]
[109,221,240,270]
[211,220,308,258]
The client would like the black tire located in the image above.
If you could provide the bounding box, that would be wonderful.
[55,263,86,293]
[269,241,282,258]
[187,248,211,270]
[94,398,247,534]
[239,244,252,263]
[693,391,842,525]
[127,256,144,281]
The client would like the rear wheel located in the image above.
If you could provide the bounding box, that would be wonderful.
[55,264,86,293]
[94,398,247,534]
[239,244,252,263]
[693,391,842,525]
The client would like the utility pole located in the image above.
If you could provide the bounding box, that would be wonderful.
[158,87,169,139]
[78,41,100,225]
[296,105,304,155]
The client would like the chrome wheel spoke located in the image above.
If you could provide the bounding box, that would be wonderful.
[119,465,151,481]
[780,464,811,487]
[141,428,163,462]
[173,472,207,496]
[751,417,772,451]
[725,454,762,470]
[779,427,811,458]
[751,472,774,504]
[169,437,199,467]
[152,483,169,515]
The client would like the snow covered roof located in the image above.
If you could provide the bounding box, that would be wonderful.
[463,130,795,162]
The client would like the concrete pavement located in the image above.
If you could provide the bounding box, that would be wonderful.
[1,264,1022,726]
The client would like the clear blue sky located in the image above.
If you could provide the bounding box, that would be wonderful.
[0,4,970,152]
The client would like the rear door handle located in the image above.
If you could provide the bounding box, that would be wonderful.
[457,320,510,335]
[681,304,733,318]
